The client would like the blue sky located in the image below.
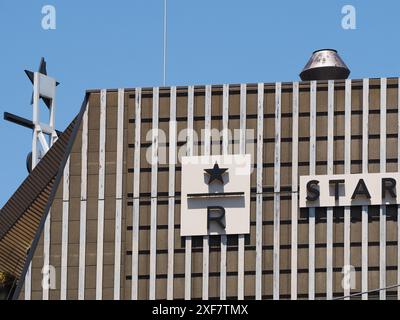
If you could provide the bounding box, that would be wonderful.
[0,0,399,206]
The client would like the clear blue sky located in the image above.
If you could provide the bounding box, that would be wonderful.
[0,0,399,206]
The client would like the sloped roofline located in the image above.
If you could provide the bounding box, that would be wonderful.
[0,94,89,300]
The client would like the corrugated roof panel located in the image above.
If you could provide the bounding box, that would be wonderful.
[0,95,87,299]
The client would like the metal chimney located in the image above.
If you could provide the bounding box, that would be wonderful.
[299,49,350,81]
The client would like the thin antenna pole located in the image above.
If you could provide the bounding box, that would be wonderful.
[163,0,167,86]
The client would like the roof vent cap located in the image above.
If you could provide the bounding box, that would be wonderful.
[299,49,350,81]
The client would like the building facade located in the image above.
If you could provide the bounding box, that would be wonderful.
[17,78,400,299]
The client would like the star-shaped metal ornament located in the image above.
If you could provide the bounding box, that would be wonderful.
[25,57,60,109]
[204,162,228,184]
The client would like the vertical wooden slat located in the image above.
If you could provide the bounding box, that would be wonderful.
[167,87,177,300]
[308,81,317,300]
[202,84,211,300]
[220,84,229,300]
[379,78,387,300]
[60,156,70,300]
[291,82,299,300]
[326,80,334,300]
[239,83,247,155]
[256,83,264,300]
[203,85,211,156]
[24,265,31,299]
[204,84,212,157]
[114,89,124,300]
[222,84,229,155]
[185,85,194,300]
[361,78,369,300]
[96,89,107,300]
[78,101,89,300]
[42,210,51,300]
[273,82,281,300]
[344,79,352,300]
[149,87,159,300]
[131,88,142,300]
[238,83,246,300]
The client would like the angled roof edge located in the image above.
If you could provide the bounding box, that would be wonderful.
[0,94,89,300]
[0,119,77,289]
[0,119,75,240]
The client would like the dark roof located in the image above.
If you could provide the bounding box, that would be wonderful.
[0,95,87,299]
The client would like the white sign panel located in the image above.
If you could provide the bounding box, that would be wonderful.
[300,172,400,208]
[38,73,56,99]
[180,154,251,236]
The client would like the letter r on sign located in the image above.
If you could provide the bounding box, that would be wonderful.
[207,206,226,230]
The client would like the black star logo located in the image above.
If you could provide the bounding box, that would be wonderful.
[204,162,228,184]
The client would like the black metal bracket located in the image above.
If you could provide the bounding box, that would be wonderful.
[3,112,62,136]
